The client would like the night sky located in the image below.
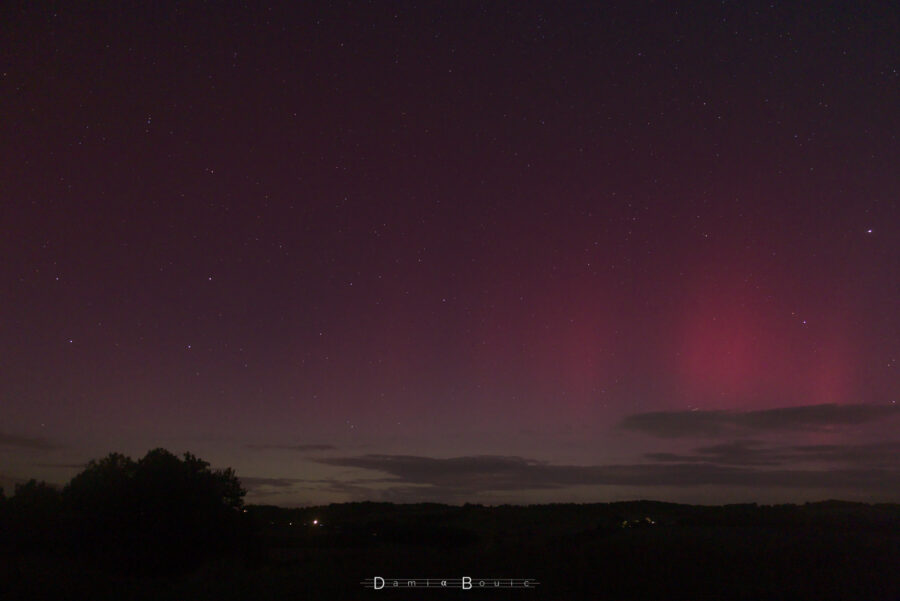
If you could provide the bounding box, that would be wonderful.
[2,2,898,506]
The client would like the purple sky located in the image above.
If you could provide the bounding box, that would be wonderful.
[2,2,898,505]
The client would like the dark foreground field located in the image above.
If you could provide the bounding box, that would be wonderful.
[2,500,899,600]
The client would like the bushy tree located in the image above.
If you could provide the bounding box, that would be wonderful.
[12,479,61,506]
[62,448,248,572]
[7,480,62,548]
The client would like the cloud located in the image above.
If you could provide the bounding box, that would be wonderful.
[239,475,399,502]
[310,479,454,504]
[620,404,900,438]
[0,432,60,450]
[239,476,313,499]
[791,442,900,467]
[313,453,900,496]
[646,440,785,466]
[240,476,304,490]
[646,440,900,468]
[318,455,548,491]
[245,443,336,452]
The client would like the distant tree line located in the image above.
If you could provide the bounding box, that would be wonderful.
[0,448,254,574]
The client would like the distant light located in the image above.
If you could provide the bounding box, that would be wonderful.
[867,229,873,234]
[313,519,318,525]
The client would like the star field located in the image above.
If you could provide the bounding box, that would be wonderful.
[1,2,897,505]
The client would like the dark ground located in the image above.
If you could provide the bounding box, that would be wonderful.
[2,500,899,600]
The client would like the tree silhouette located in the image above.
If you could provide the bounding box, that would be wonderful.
[11,479,61,508]
[6,479,62,548]
[62,448,248,573]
